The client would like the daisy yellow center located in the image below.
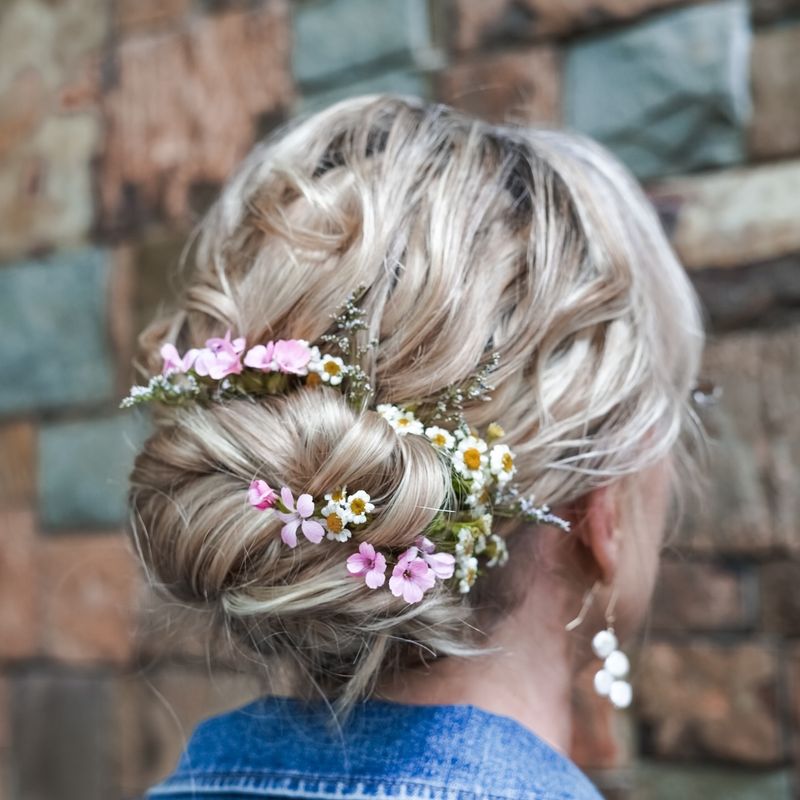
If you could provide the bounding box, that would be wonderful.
[432,433,447,446]
[502,452,514,471]
[463,448,482,470]
[326,512,344,533]
[397,417,410,427]
[350,497,366,516]
[331,488,345,502]
[306,372,321,387]
[324,361,341,376]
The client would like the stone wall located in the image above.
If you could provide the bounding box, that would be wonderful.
[1,1,799,797]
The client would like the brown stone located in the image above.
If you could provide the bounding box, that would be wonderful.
[0,511,40,660]
[571,661,634,770]
[116,666,261,796]
[436,47,561,125]
[40,533,141,664]
[749,24,800,160]
[449,0,704,52]
[676,326,800,555]
[100,2,292,226]
[647,160,800,270]
[650,560,753,632]
[760,561,800,635]
[636,642,782,764]
[0,422,35,509]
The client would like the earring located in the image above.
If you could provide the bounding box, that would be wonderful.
[591,587,632,709]
[565,581,633,709]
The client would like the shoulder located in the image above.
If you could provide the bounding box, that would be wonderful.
[147,696,604,800]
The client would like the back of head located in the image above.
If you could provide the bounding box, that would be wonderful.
[129,95,703,709]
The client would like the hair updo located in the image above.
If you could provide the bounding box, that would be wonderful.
[129,95,703,709]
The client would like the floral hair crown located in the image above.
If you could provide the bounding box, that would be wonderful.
[122,290,570,603]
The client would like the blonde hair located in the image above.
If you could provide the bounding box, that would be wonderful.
[129,95,703,709]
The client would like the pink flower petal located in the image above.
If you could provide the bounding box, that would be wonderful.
[388,575,405,598]
[301,518,324,544]
[402,580,424,604]
[281,519,300,548]
[280,486,295,512]
[296,493,315,518]
[244,344,275,371]
[365,568,386,589]
[248,479,276,510]
[160,343,181,373]
[346,553,368,575]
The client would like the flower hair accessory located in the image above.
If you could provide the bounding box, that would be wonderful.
[122,289,571,603]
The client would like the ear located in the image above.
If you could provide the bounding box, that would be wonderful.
[574,485,621,585]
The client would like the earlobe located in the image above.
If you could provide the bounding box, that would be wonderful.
[576,485,622,585]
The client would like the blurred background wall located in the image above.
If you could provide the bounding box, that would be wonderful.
[1,0,799,797]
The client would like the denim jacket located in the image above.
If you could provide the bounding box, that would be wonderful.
[147,696,604,800]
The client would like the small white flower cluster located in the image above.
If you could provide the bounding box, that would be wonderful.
[319,486,376,542]
[453,518,508,593]
[120,372,200,408]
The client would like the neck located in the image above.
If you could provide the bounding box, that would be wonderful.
[378,558,580,754]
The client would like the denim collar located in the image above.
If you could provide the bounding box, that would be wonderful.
[148,695,603,800]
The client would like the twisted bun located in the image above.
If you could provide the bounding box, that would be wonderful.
[128,95,703,706]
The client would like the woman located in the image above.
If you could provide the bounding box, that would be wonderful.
[127,95,703,799]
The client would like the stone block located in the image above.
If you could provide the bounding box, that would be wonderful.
[634,762,793,800]
[449,0,706,51]
[0,422,35,508]
[39,413,149,529]
[0,248,115,416]
[650,560,754,632]
[292,0,432,87]
[748,24,800,160]
[676,326,800,554]
[648,160,800,270]
[116,666,261,796]
[636,642,782,764]
[436,47,561,124]
[100,3,292,226]
[40,533,140,664]
[10,670,114,800]
[0,511,40,660]
[564,1,751,180]
[760,561,800,635]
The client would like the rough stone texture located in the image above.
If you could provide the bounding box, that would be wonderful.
[292,0,432,87]
[38,414,149,529]
[0,249,114,416]
[100,2,292,225]
[571,662,634,769]
[10,670,114,800]
[564,1,750,180]
[648,160,800,270]
[634,763,793,800]
[449,0,705,50]
[636,642,782,764]
[437,47,561,124]
[690,253,800,333]
[116,667,261,796]
[748,24,800,161]
[40,534,139,664]
[0,0,106,259]
[650,560,754,632]
[676,326,800,555]
[0,511,40,661]
[760,561,800,635]
[0,423,35,509]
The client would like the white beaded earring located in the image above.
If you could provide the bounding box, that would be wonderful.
[566,582,633,709]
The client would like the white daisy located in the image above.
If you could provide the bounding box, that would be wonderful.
[376,403,401,423]
[392,408,424,436]
[455,527,474,557]
[456,555,479,593]
[310,354,347,385]
[452,435,488,479]
[323,486,348,506]
[320,502,352,542]
[486,534,509,567]
[489,444,516,484]
[425,426,455,450]
[345,490,375,524]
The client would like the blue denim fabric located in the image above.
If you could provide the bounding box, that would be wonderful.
[147,696,603,800]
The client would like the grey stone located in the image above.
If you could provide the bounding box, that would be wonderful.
[0,248,115,416]
[564,0,751,179]
[635,763,792,800]
[292,0,432,87]
[39,413,150,530]
[10,670,114,800]
[298,67,431,114]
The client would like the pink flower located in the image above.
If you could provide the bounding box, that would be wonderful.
[415,536,456,580]
[160,343,199,374]
[248,479,277,510]
[272,340,313,375]
[243,342,275,371]
[388,547,436,604]
[194,330,245,380]
[276,487,324,548]
[346,542,387,589]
